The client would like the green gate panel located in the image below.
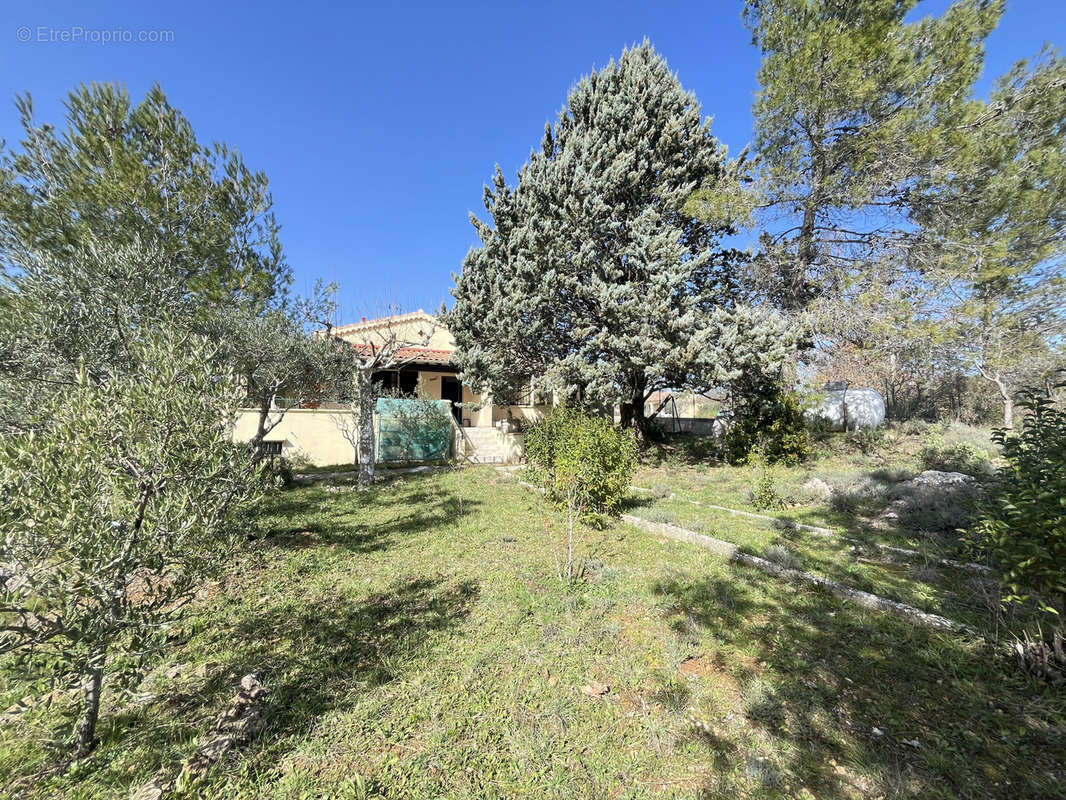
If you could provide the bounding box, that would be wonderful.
[375,398,453,463]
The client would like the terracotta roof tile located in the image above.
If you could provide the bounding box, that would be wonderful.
[347,343,453,366]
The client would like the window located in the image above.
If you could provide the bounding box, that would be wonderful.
[260,440,283,456]
[517,377,541,407]
[371,369,419,397]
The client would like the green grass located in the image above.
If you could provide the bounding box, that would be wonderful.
[2,465,1063,799]
[631,430,1040,631]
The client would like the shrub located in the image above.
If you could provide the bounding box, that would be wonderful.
[643,508,679,525]
[725,390,811,466]
[525,407,637,516]
[898,419,932,437]
[524,406,573,483]
[919,434,993,477]
[749,462,787,511]
[942,421,998,453]
[968,387,1066,616]
[792,477,833,506]
[763,544,803,571]
[844,426,885,455]
[895,482,979,534]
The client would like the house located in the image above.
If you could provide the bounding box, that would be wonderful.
[232,311,551,466]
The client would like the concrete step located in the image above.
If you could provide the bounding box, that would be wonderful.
[456,426,516,465]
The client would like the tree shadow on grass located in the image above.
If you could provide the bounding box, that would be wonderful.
[252,480,481,555]
[619,493,658,513]
[103,573,480,791]
[652,569,1065,799]
[641,434,723,468]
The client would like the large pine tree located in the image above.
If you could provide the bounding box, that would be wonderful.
[743,0,1002,311]
[447,42,753,437]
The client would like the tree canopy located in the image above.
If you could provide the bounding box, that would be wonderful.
[0,83,289,312]
[447,41,779,436]
[743,0,1002,310]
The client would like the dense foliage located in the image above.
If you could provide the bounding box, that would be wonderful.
[447,42,764,439]
[969,386,1066,616]
[525,408,636,516]
[0,84,320,757]
[743,0,1066,429]
[0,332,259,755]
[0,84,288,312]
[725,388,811,466]
[741,0,1001,311]
[919,434,993,477]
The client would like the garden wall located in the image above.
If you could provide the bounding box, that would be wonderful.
[232,408,356,467]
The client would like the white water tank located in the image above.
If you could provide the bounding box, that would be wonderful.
[811,385,885,430]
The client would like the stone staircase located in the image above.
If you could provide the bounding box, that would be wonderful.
[457,426,509,464]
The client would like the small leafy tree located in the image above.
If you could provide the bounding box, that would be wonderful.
[526,408,636,582]
[526,408,637,517]
[0,330,259,758]
[218,296,339,462]
[969,384,1066,618]
[322,312,435,486]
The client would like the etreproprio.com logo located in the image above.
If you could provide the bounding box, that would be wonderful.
[16,25,175,44]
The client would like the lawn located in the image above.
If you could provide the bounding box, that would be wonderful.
[2,454,1063,799]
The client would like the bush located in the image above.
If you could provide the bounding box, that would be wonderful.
[792,477,833,505]
[725,390,811,466]
[525,407,637,516]
[749,463,787,511]
[643,508,679,525]
[898,419,932,437]
[943,421,994,447]
[844,426,885,455]
[763,544,803,571]
[261,455,296,488]
[919,434,993,477]
[968,387,1066,616]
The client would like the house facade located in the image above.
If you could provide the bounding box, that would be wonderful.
[232,311,551,466]
[328,310,550,430]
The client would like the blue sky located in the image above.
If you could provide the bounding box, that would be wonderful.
[1,0,1062,323]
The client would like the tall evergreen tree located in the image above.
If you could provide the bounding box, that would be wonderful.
[913,49,1066,426]
[743,0,1002,310]
[447,42,756,438]
[0,83,289,311]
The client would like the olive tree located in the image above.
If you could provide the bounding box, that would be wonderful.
[218,296,341,461]
[0,330,259,758]
[322,314,435,486]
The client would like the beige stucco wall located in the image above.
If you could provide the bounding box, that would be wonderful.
[492,404,550,428]
[233,408,357,468]
[325,312,557,431]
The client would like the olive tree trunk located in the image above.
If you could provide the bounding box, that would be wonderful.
[356,373,376,487]
[73,664,104,759]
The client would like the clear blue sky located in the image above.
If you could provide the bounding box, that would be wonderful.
[1,0,1062,323]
